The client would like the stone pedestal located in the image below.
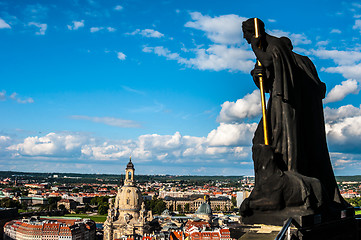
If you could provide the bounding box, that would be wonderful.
[240,209,359,240]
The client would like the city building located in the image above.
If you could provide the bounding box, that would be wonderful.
[163,195,231,213]
[103,159,153,240]
[3,217,95,239]
[184,219,233,240]
[57,199,77,212]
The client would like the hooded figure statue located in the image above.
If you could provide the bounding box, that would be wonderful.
[240,18,349,224]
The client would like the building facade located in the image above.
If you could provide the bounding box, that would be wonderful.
[103,159,152,240]
[163,195,231,213]
[3,217,95,240]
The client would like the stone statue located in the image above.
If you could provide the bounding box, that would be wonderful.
[240,18,349,225]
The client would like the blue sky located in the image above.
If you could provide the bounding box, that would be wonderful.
[0,0,361,176]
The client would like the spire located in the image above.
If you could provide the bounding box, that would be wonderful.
[126,156,135,170]
[125,157,135,186]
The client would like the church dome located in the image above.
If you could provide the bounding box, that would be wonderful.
[195,202,212,215]
[115,185,142,211]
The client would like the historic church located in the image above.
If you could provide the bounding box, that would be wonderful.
[103,159,153,240]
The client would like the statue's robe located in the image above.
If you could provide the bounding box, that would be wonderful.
[252,36,345,206]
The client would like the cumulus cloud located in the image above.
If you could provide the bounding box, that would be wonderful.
[143,45,254,72]
[324,104,361,122]
[90,27,103,33]
[207,123,257,147]
[117,52,126,60]
[70,115,140,128]
[218,90,261,123]
[0,18,11,29]
[3,123,254,165]
[67,20,84,30]
[324,79,360,103]
[185,12,246,45]
[323,64,361,81]
[0,91,34,104]
[90,26,116,33]
[114,5,123,11]
[82,142,132,160]
[326,115,361,152]
[128,29,164,38]
[353,19,361,33]
[313,49,361,65]
[324,104,361,153]
[7,132,88,157]
[187,45,255,72]
[143,46,183,61]
[330,29,341,34]
[268,29,311,45]
[28,22,47,35]
[9,92,34,104]
[0,90,6,100]
[107,27,116,32]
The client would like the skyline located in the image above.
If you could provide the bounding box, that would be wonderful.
[1,0,361,176]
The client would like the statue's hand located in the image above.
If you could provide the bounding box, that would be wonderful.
[252,65,265,77]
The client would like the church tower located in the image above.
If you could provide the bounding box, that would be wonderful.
[125,158,135,186]
[103,158,152,240]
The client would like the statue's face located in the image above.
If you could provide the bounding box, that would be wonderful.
[243,29,253,44]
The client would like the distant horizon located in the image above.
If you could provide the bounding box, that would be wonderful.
[1,170,361,178]
[0,0,361,176]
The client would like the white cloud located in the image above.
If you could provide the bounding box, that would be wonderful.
[82,142,131,160]
[0,90,6,100]
[71,115,139,128]
[323,104,361,153]
[313,49,361,65]
[107,27,116,32]
[316,40,329,46]
[90,27,103,33]
[353,19,361,33]
[218,90,261,123]
[324,104,361,122]
[117,52,126,60]
[114,5,123,11]
[129,29,164,38]
[268,19,276,23]
[331,29,341,34]
[9,92,34,104]
[8,132,88,157]
[326,115,361,152]
[324,79,360,103]
[90,26,116,33]
[28,22,47,35]
[187,45,255,72]
[67,20,84,30]
[143,46,182,61]
[185,12,246,45]
[143,45,254,73]
[323,63,361,81]
[0,18,11,29]
[207,123,257,147]
[268,29,311,45]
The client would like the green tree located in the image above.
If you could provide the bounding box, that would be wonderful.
[231,196,237,207]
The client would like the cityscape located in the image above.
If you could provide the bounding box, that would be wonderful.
[1,159,361,239]
[1,0,361,239]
